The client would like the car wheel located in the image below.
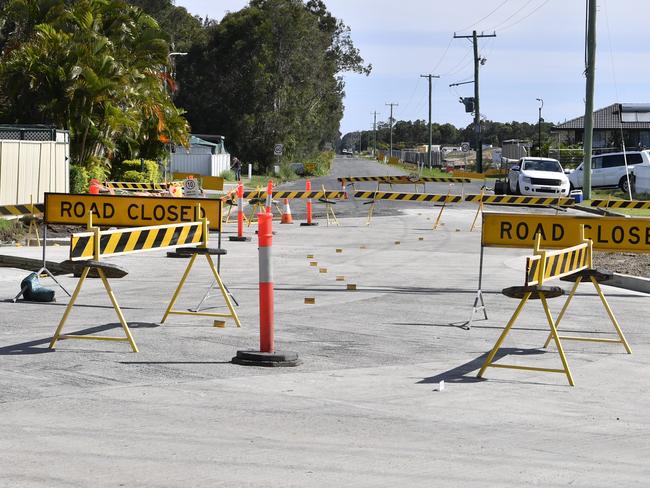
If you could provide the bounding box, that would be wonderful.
[619,175,635,193]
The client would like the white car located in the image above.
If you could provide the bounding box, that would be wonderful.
[567,150,650,193]
[507,157,570,196]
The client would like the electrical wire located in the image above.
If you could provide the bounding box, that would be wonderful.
[457,0,511,32]
[489,0,537,30]
[497,0,552,32]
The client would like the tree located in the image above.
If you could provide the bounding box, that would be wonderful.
[0,0,189,169]
[175,0,370,170]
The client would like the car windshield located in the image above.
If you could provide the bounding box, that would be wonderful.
[522,160,562,172]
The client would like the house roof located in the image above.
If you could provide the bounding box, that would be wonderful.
[555,103,650,130]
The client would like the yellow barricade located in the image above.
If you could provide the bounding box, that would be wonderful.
[49,208,239,353]
[478,229,632,386]
[589,198,650,209]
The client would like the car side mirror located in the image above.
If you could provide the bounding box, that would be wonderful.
[564,169,571,174]
[510,165,520,171]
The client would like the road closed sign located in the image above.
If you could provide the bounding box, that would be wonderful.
[45,193,222,231]
[482,212,650,253]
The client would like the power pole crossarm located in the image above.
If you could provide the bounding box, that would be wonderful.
[453,31,496,173]
[420,74,440,169]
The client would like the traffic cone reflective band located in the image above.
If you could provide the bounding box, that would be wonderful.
[281,198,293,224]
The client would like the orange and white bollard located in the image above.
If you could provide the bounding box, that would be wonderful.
[281,198,294,224]
[265,180,273,214]
[231,212,300,367]
[300,179,318,226]
[229,181,250,242]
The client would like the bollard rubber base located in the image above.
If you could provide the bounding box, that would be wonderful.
[300,222,319,226]
[231,350,301,367]
[228,236,251,242]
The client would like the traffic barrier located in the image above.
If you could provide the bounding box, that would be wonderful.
[49,208,239,352]
[45,193,223,231]
[281,198,294,224]
[229,182,250,241]
[0,202,44,217]
[242,190,345,200]
[338,176,471,186]
[464,194,574,207]
[232,212,300,366]
[353,190,462,226]
[452,170,486,180]
[353,191,462,203]
[589,198,650,209]
[477,228,632,386]
[105,181,167,191]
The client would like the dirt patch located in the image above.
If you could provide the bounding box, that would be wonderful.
[593,252,650,278]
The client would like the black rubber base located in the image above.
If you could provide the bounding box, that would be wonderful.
[228,236,251,242]
[231,350,301,367]
[300,222,319,226]
[255,230,277,235]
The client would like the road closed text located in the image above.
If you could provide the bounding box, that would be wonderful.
[44,193,222,230]
[482,212,650,253]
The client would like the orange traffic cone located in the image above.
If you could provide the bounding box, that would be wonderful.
[281,198,294,224]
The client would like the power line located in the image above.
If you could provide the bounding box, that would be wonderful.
[498,0,552,32]
[489,0,536,30]
[458,0,511,32]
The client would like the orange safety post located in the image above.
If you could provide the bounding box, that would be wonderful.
[229,181,250,242]
[265,180,273,214]
[300,179,318,226]
[231,213,300,367]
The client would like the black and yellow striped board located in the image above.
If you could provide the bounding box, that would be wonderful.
[105,181,166,191]
[590,199,650,209]
[451,171,486,180]
[338,176,471,185]
[69,221,203,261]
[45,193,222,231]
[242,190,345,200]
[0,202,45,217]
[465,194,574,207]
[525,242,589,286]
[354,191,462,203]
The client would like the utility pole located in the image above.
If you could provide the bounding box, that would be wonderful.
[583,0,596,199]
[371,111,379,156]
[386,102,398,158]
[536,98,544,156]
[454,31,496,173]
[420,74,440,168]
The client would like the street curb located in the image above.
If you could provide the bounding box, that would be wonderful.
[606,273,650,294]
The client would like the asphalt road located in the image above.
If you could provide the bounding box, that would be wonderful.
[275,156,486,220]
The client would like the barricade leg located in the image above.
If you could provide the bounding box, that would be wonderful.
[205,254,241,327]
[477,293,530,378]
[591,277,632,353]
[49,266,138,352]
[160,253,198,323]
[49,266,90,349]
[540,295,574,386]
[543,278,581,348]
[98,268,138,352]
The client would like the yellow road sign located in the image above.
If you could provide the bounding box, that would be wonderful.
[482,212,650,252]
[45,193,222,231]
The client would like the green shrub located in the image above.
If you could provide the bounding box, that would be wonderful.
[115,159,161,182]
[0,219,25,243]
[220,169,235,180]
[69,164,108,194]
[279,164,297,181]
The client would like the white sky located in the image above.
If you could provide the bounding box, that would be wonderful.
[176,0,650,135]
